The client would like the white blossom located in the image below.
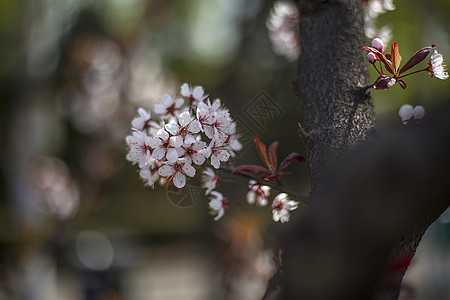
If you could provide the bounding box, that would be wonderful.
[266,1,300,61]
[201,167,219,195]
[158,159,196,188]
[180,83,207,106]
[165,111,201,145]
[209,191,227,221]
[204,135,231,169]
[154,93,185,118]
[271,193,298,223]
[126,130,153,168]
[139,158,160,188]
[131,107,152,131]
[148,128,182,163]
[247,180,270,206]
[181,141,208,165]
[429,50,449,80]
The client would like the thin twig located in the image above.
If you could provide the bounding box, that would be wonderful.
[220,165,310,205]
[297,122,312,144]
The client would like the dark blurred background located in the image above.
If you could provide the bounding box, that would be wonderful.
[0,0,449,299]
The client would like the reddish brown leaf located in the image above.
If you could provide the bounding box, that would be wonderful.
[362,46,394,74]
[373,75,396,90]
[268,141,279,172]
[232,164,270,174]
[398,79,407,89]
[254,136,272,171]
[399,44,436,74]
[279,152,306,171]
[391,42,402,75]
[261,173,281,181]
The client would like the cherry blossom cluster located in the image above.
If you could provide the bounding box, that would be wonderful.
[126,83,241,189]
[126,85,305,223]
[363,0,395,42]
[363,38,448,90]
[266,1,300,62]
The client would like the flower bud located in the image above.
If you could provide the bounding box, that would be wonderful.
[372,38,384,52]
[398,104,414,124]
[367,52,377,64]
[412,105,425,120]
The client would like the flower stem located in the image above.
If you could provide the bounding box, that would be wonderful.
[227,189,251,205]
[220,166,310,205]
[397,67,428,79]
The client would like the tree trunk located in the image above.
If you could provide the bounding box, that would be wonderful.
[295,0,376,194]
[274,1,450,299]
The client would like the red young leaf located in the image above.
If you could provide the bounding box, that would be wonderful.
[279,152,306,171]
[362,46,394,74]
[399,44,436,74]
[398,79,407,89]
[232,164,270,174]
[254,136,273,171]
[261,173,281,181]
[391,42,402,75]
[268,141,279,172]
[373,75,396,90]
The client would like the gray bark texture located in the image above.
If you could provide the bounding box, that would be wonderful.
[272,0,450,300]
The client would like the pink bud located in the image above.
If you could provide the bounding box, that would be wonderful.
[372,38,384,52]
[367,52,377,64]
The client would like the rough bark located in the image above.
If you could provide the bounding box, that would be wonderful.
[294,0,376,194]
[274,0,450,299]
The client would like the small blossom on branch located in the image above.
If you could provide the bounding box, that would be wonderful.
[247,180,270,206]
[428,50,449,80]
[271,193,298,223]
[154,93,185,119]
[209,191,227,221]
[181,83,207,106]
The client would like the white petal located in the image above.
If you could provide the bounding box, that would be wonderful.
[180,83,190,97]
[202,147,212,158]
[148,137,162,148]
[192,86,205,100]
[161,93,174,107]
[183,163,196,177]
[192,153,206,165]
[152,147,166,160]
[158,164,175,177]
[165,123,179,135]
[188,120,201,133]
[175,98,185,108]
[154,104,166,114]
[184,134,196,145]
[169,135,183,148]
[247,192,256,204]
[193,141,207,151]
[398,104,414,122]
[217,150,230,162]
[204,126,215,139]
[178,111,191,127]
[166,148,179,163]
[213,209,224,221]
[173,172,186,188]
[138,107,150,118]
[212,99,221,110]
[211,155,220,169]
[412,105,425,120]
[285,200,299,211]
[156,128,169,140]
[132,118,144,130]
